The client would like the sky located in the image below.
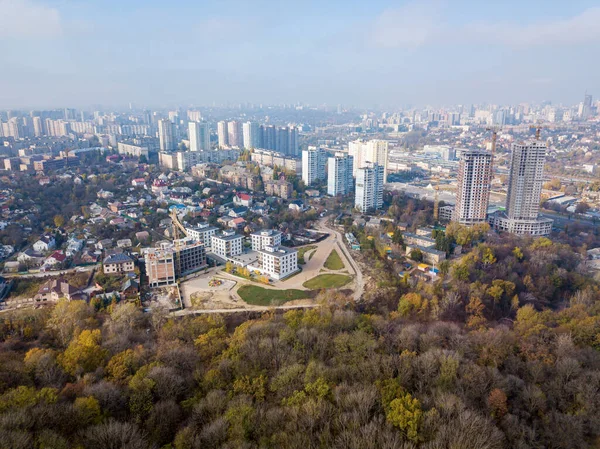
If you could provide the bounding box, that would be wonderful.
[1,0,599,109]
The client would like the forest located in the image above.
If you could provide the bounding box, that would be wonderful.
[1,229,600,449]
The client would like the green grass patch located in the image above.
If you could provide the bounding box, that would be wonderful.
[237,285,312,306]
[324,249,344,270]
[303,274,352,290]
[297,245,317,264]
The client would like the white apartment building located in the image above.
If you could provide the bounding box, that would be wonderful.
[490,140,553,236]
[189,121,210,151]
[158,119,176,152]
[217,121,228,148]
[243,121,260,149]
[118,142,149,158]
[251,229,282,251]
[348,139,389,179]
[302,147,327,186]
[211,230,243,258]
[249,245,298,280]
[355,163,384,213]
[327,152,354,196]
[186,223,218,248]
[452,149,492,225]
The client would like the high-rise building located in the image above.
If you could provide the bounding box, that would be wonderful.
[227,121,242,147]
[242,121,260,149]
[489,141,553,236]
[348,139,389,179]
[276,126,289,155]
[348,140,366,176]
[327,152,354,196]
[263,125,276,150]
[189,121,210,151]
[452,149,492,225]
[288,126,299,157]
[355,163,384,213]
[302,147,327,186]
[217,121,229,148]
[158,119,176,152]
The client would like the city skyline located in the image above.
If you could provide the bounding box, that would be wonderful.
[1,0,600,109]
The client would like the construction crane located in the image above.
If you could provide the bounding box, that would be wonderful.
[170,207,189,278]
[432,175,440,221]
[529,123,545,140]
[485,126,501,203]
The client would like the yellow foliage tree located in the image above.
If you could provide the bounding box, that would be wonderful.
[58,329,107,376]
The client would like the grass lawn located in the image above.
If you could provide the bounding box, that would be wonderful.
[303,274,352,290]
[237,285,312,306]
[297,245,317,264]
[324,249,344,270]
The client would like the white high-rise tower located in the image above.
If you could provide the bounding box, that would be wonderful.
[452,149,492,225]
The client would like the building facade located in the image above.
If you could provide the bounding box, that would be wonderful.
[251,229,282,251]
[211,231,243,258]
[302,147,327,186]
[355,163,384,213]
[158,119,176,152]
[327,152,354,196]
[452,149,492,225]
[490,141,553,236]
[189,121,210,151]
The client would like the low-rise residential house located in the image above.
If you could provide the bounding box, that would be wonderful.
[117,239,133,248]
[34,278,87,302]
[45,251,67,267]
[76,250,99,265]
[33,235,56,253]
[228,206,248,218]
[97,239,113,250]
[17,249,45,266]
[97,189,114,199]
[121,278,140,297]
[135,231,150,242]
[228,217,246,230]
[103,253,135,274]
[288,200,305,212]
[233,193,253,207]
[132,178,146,188]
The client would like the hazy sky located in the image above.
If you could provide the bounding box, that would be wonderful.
[1,0,599,109]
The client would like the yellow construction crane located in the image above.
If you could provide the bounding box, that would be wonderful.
[432,175,440,221]
[485,126,501,202]
[529,123,545,140]
[170,207,189,278]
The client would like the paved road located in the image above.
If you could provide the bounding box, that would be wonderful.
[317,219,364,302]
[3,264,98,279]
[170,302,319,316]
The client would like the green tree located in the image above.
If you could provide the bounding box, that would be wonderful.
[409,248,423,262]
[386,392,423,443]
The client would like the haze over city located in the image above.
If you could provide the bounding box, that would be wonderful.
[2,0,600,108]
